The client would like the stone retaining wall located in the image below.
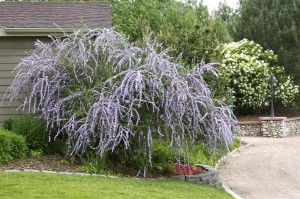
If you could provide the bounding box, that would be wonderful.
[285,117,300,135]
[260,117,287,138]
[238,121,261,136]
[236,117,300,138]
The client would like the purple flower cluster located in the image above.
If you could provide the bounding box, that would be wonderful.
[6,28,236,162]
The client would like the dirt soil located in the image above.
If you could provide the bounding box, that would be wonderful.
[0,155,171,178]
[0,155,82,172]
[218,135,300,199]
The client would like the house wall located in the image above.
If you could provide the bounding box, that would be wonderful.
[0,36,50,125]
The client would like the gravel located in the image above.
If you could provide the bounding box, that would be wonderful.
[218,135,300,199]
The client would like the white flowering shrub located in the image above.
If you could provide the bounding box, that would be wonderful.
[218,39,298,108]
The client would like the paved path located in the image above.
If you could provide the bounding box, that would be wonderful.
[218,135,300,199]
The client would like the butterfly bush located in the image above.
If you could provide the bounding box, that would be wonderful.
[6,28,235,162]
[218,39,299,108]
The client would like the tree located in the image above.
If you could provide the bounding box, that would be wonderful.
[214,1,234,22]
[213,1,238,39]
[232,0,300,85]
[216,39,299,109]
[3,0,107,2]
[111,0,232,66]
[6,28,235,170]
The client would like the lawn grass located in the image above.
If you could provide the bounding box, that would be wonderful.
[0,172,233,199]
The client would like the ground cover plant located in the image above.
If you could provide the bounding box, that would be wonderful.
[0,172,233,199]
[6,28,236,174]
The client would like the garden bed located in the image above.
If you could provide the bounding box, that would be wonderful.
[0,155,82,173]
[173,164,221,189]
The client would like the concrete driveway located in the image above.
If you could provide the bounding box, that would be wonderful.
[218,135,300,199]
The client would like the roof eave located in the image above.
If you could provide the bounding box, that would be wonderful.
[0,27,78,36]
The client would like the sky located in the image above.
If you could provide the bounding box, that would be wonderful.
[197,0,240,12]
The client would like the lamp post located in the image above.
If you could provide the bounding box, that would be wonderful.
[266,76,278,118]
[229,88,235,133]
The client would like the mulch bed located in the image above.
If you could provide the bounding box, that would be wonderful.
[0,155,171,178]
[0,155,83,173]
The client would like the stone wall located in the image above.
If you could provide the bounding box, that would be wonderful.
[259,117,286,138]
[236,117,300,138]
[285,117,300,135]
[237,121,261,136]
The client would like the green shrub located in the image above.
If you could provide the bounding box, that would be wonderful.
[6,115,68,155]
[188,138,242,166]
[188,143,212,165]
[29,150,43,158]
[151,140,177,173]
[78,151,111,174]
[0,128,27,164]
[2,118,12,131]
[10,115,48,152]
[78,138,243,175]
[46,139,68,155]
[152,140,175,164]
[78,138,178,175]
[229,138,242,151]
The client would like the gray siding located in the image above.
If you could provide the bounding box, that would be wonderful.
[0,36,50,125]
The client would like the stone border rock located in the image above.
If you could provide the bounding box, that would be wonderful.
[222,184,243,199]
[2,169,119,178]
[173,164,222,189]
[215,142,254,169]
[171,141,252,196]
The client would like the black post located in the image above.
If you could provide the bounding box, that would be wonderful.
[269,76,277,118]
[230,88,234,133]
[270,78,275,118]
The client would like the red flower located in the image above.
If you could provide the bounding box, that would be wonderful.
[172,163,203,175]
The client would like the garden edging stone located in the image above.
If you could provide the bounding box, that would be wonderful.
[172,142,252,192]
[2,169,120,179]
[173,164,221,188]
[215,142,253,199]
